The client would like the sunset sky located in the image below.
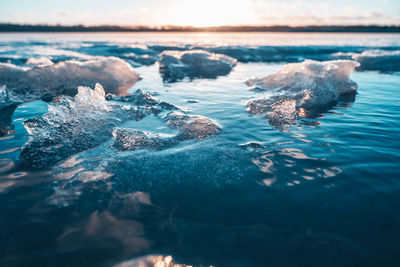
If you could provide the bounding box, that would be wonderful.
[1,0,399,27]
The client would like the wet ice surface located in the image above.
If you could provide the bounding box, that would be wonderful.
[246,60,359,127]
[159,50,237,82]
[0,33,400,267]
[0,57,141,101]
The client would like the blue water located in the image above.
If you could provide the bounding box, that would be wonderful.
[0,33,400,267]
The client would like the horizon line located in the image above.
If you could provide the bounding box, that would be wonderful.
[0,23,399,33]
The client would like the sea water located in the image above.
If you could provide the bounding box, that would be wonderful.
[0,33,400,267]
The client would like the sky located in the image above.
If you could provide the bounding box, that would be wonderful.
[0,0,399,27]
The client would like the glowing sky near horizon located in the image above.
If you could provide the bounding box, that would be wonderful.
[0,0,399,26]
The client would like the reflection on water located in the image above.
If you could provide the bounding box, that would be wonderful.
[116,255,190,267]
[250,144,343,188]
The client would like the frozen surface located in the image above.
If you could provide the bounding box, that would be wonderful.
[247,60,359,126]
[159,50,237,82]
[25,57,54,67]
[20,84,221,168]
[165,111,221,140]
[0,85,12,109]
[352,50,400,71]
[0,57,141,102]
[19,84,138,168]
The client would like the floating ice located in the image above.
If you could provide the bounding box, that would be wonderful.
[20,84,221,168]
[165,111,221,140]
[0,86,17,136]
[246,60,359,126]
[159,50,237,82]
[0,57,140,102]
[19,84,141,168]
[112,128,171,151]
[0,85,12,109]
[25,57,53,67]
[351,50,400,72]
[111,112,221,151]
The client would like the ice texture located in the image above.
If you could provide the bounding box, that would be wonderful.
[351,50,400,72]
[0,57,140,102]
[164,111,221,140]
[19,84,140,168]
[20,84,221,168]
[0,85,12,108]
[25,57,53,67]
[159,50,237,82]
[246,60,359,126]
[112,128,171,151]
[111,112,221,151]
[0,86,17,136]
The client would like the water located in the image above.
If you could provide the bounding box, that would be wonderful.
[0,33,400,267]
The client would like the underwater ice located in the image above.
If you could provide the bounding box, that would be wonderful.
[159,50,237,82]
[20,84,221,168]
[246,60,359,126]
[0,57,140,102]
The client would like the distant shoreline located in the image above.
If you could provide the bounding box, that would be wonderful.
[0,24,399,33]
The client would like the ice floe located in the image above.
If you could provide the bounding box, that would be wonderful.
[352,50,400,72]
[165,111,221,140]
[19,84,140,168]
[112,128,171,151]
[20,84,221,168]
[0,86,17,136]
[111,112,221,151]
[159,50,237,82]
[25,57,54,67]
[246,60,359,126]
[0,57,140,103]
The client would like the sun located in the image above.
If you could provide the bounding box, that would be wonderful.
[170,0,252,27]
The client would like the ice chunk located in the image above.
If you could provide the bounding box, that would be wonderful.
[0,86,17,136]
[0,57,141,102]
[19,85,210,168]
[0,85,12,108]
[159,50,237,82]
[165,111,221,140]
[111,111,221,151]
[19,84,141,168]
[25,57,53,67]
[112,128,171,151]
[351,50,400,72]
[246,60,359,126]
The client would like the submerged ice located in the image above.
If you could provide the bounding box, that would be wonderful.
[246,60,359,126]
[159,50,237,82]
